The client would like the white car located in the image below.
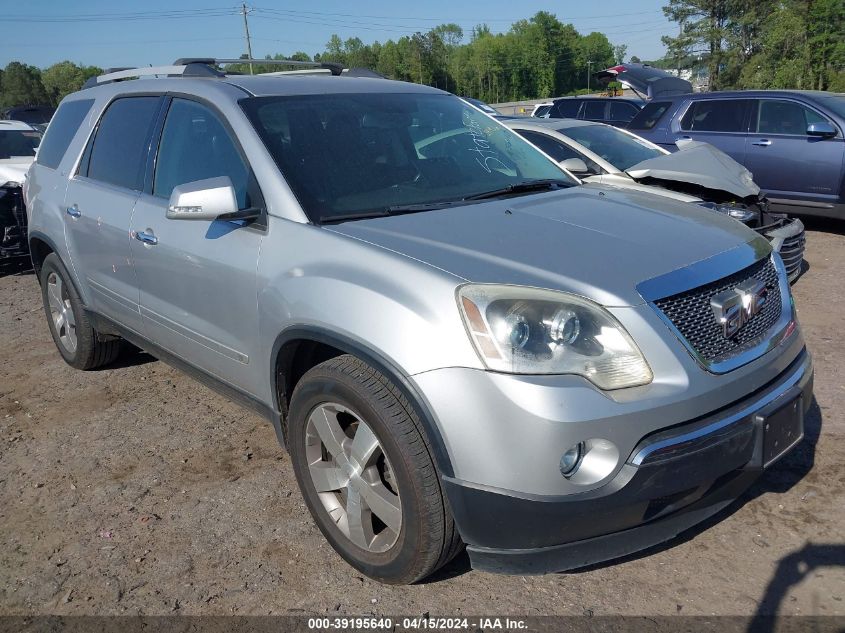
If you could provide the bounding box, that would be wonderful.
[505,117,806,281]
[530,102,554,117]
[1,120,41,258]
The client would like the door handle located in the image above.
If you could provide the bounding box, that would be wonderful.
[66,205,81,218]
[752,139,772,146]
[134,230,158,246]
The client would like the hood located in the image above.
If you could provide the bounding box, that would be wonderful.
[595,64,692,99]
[625,141,760,199]
[327,186,764,307]
[583,174,702,203]
[0,158,34,186]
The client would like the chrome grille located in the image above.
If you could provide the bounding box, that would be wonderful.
[653,257,782,362]
[778,232,805,281]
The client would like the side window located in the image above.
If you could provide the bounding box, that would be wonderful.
[153,99,251,209]
[609,101,639,122]
[85,97,161,190]
[680,100,749,132]
[582,101,607,121]
[756,99,831,135]
[517,130,582,162]
[628,101,671,130]
[554,100,581,118]
[36,99,94,169]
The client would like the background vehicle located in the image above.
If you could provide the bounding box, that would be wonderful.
[27,59,811,585]
[606,66,845,220]
[506,118,806,280]
[1,120,40,259]
[2,105,56,134]
[544,96,643,127]
[530,102,554,117]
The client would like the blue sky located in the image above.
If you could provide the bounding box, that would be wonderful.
[1,0,673,69]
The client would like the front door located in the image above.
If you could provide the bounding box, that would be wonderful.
[63,96,163,334]
[129,97,265,396]
[744,98,845,210]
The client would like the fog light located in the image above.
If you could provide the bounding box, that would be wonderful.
[560,442,584,476]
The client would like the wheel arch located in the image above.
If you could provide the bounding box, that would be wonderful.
[271,326,455,477]
[28,230,61,280]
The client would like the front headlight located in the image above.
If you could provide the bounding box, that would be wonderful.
[457,285,653,390]
[696,201,757,223]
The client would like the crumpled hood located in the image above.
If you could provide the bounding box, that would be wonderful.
[0,158,34,186]
[625,140,760,199]
[327,186,764,307]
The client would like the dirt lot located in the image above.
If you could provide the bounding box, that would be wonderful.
[1,219,843,619]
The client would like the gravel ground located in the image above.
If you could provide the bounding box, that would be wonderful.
[0,219,843,618]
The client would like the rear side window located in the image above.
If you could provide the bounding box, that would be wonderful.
[756,99,831,135]
[36,99,94,169]
[583,101,607,121]
[609,101,640,122]
[628,101,671,130]
[517,130,582,162]
[680,99,749,132]
[84,97,160,190]
[554,100,581,118]
[153,98,252,209]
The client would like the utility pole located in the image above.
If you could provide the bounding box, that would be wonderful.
[241,3,254,75]
[586,60,594,93]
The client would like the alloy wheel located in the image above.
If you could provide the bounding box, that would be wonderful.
[46,272,77,354]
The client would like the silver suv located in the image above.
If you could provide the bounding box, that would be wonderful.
[26,60,813,584]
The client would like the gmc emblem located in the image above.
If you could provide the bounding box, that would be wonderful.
[710,279,769,339]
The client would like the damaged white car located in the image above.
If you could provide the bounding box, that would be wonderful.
[0,120,40,259]
[506,117,806,281]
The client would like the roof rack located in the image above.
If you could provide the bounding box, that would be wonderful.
[82,58,345,89]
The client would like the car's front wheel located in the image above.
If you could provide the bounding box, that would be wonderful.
[288,355,461,584]
[40,253,121,370]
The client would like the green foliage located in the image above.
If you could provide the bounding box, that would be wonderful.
[0,62,49,108]
[662,0,845,90]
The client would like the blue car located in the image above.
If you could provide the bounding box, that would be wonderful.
[602,65,845,220]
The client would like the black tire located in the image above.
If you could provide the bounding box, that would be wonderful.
[288,354,462,584]
[40,253,121,370]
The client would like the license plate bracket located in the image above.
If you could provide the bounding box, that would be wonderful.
[755,390,804,468]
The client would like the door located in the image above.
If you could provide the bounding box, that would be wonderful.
[581,100,608,123]
[64,96,163,334]
[674,98,751,164]
[744,98,845,209]
[129,97,265,395]
[607,101,641,127]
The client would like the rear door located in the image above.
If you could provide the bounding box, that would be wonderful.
[129,97,265,395]
[550,100,582,120]
[581,100,609,123]
[674,98,751,164]
[744,98,844,209]
[64,96,163,334]
[606,101,641,127]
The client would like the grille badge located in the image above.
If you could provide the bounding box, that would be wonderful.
[710,279,769,339]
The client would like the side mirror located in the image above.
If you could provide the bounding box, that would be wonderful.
[807,121,836,138]
[560,157,591,175]
[167,176,247,221]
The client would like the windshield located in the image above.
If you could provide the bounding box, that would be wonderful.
[560,124,664,171]
[240,93,573,222]
[0,130,40,159]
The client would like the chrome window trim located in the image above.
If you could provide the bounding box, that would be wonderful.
[638,243,796,374]
[630,356,806,466]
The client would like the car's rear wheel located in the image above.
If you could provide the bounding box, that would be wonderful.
[40,253,121,370]
[288,355,461,584]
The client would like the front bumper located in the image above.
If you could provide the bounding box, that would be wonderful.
[759,217,805,283]
[439,348,813,574]
[0,185,29,258]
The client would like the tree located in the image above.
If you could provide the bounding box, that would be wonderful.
[41,61,101,106]
[0,62,49,108]
[662,0,729,89]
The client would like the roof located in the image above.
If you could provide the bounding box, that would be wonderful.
[647,89,843,102]
[224,74,446,97]
[553,95,643,103]
[504,117,600,131]
[0,120,37,131]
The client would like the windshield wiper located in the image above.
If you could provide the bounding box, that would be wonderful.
[463,179,573,201]
[319,200,468,224]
